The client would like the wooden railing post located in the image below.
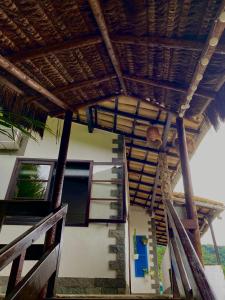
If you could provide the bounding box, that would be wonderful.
[43,110,73,298]
[208,219,221,265]
[176,117,203,263]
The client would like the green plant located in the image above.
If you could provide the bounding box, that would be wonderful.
[0,109,52,141]
[142,236,148,245]
[133,229,137,254]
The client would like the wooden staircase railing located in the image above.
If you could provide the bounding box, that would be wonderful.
[0,202,67,300]
[164,200,217,300]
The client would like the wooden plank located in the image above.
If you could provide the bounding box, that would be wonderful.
[165,200,216,300]
[111,34,225,54]
[0,205,67,271]
[124,75,214,100]
[0,201,51,217]
[209,220,221,265]
[0,55,71,111]
[6,250,26,296]
[7,245,59,300]
[7,36,102,62]
[179,1,225,117]
[88,0,128,94]
[176,117,202,262]
[182,219,197,230]
[28,75,116,105]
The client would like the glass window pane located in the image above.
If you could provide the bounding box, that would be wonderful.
[18,164,51,180]
[14,180,48,199]
[92,164,123,180]
[91,182,122,199]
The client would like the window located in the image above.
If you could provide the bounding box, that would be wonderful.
[6,159,93,226]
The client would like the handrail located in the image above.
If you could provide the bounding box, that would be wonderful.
[0,204,68,300]
[0,205,67,271]
[165,200,216,300]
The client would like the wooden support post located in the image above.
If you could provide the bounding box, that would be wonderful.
[86,107,94,133]
[42,110,73,298]
[209,219,221,265]
[176,117,202,263]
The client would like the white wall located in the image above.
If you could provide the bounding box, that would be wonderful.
[205,265,225,299]
[129,206,156,294]
[0,117,122,279]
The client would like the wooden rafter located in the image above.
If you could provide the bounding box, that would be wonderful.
[27,75,117,104]
[0,55,70,111]
[179,2,225,117]
[111,34,225,55]
[123,74,215,100]
[6,36,102,63]
[88,0,128,95]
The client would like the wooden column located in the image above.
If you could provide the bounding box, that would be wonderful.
[42,110,73,298]
[52,110,73,209]
[209,219,221,265]
[176,117,202,263]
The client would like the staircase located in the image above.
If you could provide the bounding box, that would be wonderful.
[50,295,182,300]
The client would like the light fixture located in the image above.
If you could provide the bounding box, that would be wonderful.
[201,57,209,66]
[209,37,219,47]
[219,11,225,23]
[196,74,203,81]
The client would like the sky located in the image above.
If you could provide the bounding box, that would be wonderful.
[174,123,225,246]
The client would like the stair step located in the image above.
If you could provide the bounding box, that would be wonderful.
[49,294,183,300]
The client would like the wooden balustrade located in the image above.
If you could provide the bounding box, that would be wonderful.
[0,204,67,300]
[164,200,216,300]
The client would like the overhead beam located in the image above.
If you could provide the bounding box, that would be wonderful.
[94,104,198,134]
[179,2,225,117]
[28,75,117,105]
[74,114,196,145]
[0,55,70,111]
[6,35,102,63]
[111,34,225,55]
[128,156,176,171]
[123,74,215,100]
[88,0,128,94]
[126,142,178,158]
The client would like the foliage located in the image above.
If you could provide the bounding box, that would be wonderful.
[156,244,225,281]
[15,164,46,199]
[202,244,225,277]
[0,109,52,141]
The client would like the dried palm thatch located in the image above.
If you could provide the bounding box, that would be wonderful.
[0,82,48,137]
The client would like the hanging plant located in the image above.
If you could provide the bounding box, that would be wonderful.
[141,236,148,245]
[146,125,162,148]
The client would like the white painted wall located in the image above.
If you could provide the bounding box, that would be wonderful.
[0,117,123,279]
[129,206,156,294]
[205,265,225,299]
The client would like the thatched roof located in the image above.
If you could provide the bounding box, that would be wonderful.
[0,0,225,244]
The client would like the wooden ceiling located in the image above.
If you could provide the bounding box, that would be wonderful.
[0,0,225,244]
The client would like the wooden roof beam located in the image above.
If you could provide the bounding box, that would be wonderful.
[179,2,225,117]
[88,0,128,95]
[6,35,102,63]
[0,55,71,111]
[28,75,117,105]
[123,74,215,100]
[111,34,225,55]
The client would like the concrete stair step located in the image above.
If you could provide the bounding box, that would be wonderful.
[49,294,183,300]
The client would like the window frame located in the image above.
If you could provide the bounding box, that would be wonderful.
[5,158,93,226]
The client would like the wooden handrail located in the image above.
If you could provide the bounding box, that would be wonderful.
[0,205,67,271]
[165,200,216,300]
[0,204,67,300]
